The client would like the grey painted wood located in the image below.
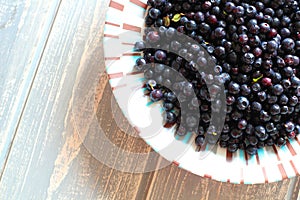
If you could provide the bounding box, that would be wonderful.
[0,0,61,176]
[0,0,108,199]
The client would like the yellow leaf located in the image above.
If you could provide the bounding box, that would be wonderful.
[171,13,182,22]
[163,16,170,27]
[253,75,264,83]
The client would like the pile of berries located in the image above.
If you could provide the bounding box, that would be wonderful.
[134,0,300,155]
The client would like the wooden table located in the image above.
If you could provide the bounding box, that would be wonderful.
[0,0,299,199]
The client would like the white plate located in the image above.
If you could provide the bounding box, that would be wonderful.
[74,0,300,184]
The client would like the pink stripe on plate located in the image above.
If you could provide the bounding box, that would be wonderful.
[123,23,142,33]
[108,72,123,79]
[290,160,299,175]
[104,34,119,39]
[272,145,281,161]
[240,168,244,184]
[286,140,297,156]
[111,84,127,91]
[278,164,288,180]
[130,0,147,9]
[262,167,268,183]
[109,0,124,11]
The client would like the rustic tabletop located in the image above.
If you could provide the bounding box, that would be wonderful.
[0,0,300,199]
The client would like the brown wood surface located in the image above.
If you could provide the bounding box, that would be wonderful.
[94,79,300,200]
[0,0,299,199]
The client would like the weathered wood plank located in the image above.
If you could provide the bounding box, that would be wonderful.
[0,0,111,198]
[289,177,300,200]
[0,0,61,176]
[144,164,298,200]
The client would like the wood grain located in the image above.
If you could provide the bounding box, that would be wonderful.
[144,164,296,200]
[94,81,300,200]
[0,0,299,199]
[0,0,109,198]
[0,0,61,176]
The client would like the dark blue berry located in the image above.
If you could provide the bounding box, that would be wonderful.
[238,119,247,130]
[163,102,174,111]
[228,143,238,153]
[194,12,204,22]
[270,104,281,115]
[255,126,268,141]
[248,136,258,146]
[149,8,161,19]
[224,2,236,13]
[282,38,295,51]
[276,137,286,147]
[165,92,177,103]
[259,23,271,33]
[289,96,298,106]
[165,111,177,124]
[150,89,163,102]
[237,96,249,110]
[228,81,240,94]
[246,145,257,155]
[284,121,295,132]
[272,84,284,95]
[267,95,278,104]
[257,91,267,102]
[195,135,205,146]
[185,20,197,31]
[281,106,289,114]
[134,41,146,51]
[252,102,262,112]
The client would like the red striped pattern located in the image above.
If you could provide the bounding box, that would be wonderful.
[262,167,268,183]
[290,160,299,175]
[105,57,120,61]
[272,145,281,161]
[123,23,142,32]
[255,153,260,165]
[173,161,179,166]
[108,72,123,79]
[122,42,135,46]
[127,71,143,76]
[243,150,249,165]
[123,52,142,56]
[286,140,297,156]
[278,164,288,179]
[204,174,212,179]
[108,71,143,80]
[109,0,124,11]
[104,34,119,39]
[104,53,142,62]
[105,21,120,27]
[226,150,233,162]
[130,0,147,8]
[111,84,127,91]
[240,168,244,184]
[295,136,300,145]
